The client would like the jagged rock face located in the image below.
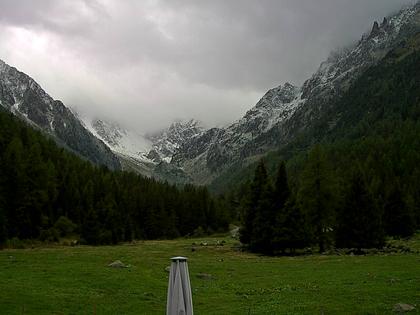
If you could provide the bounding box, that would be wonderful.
[81,116,204,180]
[92,119,124,147]
[288,3,420,135]
[171,83,304,182]
[0,60,121,170]
[302,5,419,102]
[172,3,420,185]
[147,119,205,163]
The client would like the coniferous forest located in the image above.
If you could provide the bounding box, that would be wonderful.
[0,109,231,246]
[237,42,420,255]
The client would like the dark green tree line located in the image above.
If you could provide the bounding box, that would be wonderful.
[0,110,229,246]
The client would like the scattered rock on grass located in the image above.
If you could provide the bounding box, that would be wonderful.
[230,227,239,239]
[165,266,171,273]
[393,303,415,313]
[108,260,128,268]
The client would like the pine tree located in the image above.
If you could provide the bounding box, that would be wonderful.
[272,163,307,254]
[297,145,335,253]
[273,161,289,210]
[0,198,7,246]
[0,157,7,246]
[240,160,269,246]
[3,137,29,238]
[384,181,415,238]
[335,169,385,250]
[273,196,307,254]
[81,208,101,245]
[250,179,274,254]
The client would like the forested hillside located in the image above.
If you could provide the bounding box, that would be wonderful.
[0,109,230,246]
[231,33,420,254]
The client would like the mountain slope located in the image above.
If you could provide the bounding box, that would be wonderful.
[81,118,153,162]
[172,3,420,187]
[172,83,304,183]
[211,24,420,193]
[146,119,204,163]
[80,116,204,179]
[0,60,120,170]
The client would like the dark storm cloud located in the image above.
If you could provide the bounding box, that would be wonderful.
[0,0,415,132]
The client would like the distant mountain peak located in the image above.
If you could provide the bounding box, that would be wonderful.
[147,119,205,163]
[80,116,153,163]
[256,83,300,109]
[79,115,205,170]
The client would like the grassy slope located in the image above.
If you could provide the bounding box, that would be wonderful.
[0,236,419,314]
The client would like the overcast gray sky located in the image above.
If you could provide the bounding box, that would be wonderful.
[0,0,415,133]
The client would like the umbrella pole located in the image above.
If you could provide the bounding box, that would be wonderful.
[167,256,194,315]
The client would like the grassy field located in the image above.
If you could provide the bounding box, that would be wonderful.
[0,235,419,315]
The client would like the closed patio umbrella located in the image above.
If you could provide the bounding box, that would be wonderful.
[166,256,193,315]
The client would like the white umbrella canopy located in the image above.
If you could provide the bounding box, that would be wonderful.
[166,256,194,315]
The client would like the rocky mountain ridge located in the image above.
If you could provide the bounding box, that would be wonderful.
[171,3,420,185]
[1,2,418,186]
[0,60,120,170]
[146,119,205,163]
[80,115,205,177]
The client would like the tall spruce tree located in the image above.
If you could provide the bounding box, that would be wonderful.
[272,162,308,254]
[297,145,335,253]
[273,162,289,210]
[81,207,101,245]
[250,177,274,254]
[273,196,308,254]
[335,169,385,250]
[384,181,415,238]
[240,160,269,247]
[0,198,6,247]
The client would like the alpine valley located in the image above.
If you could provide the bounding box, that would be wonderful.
[1,2,420,313]
[1,3,419,190]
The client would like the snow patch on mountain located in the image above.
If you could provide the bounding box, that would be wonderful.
[80,117,153,162]
[146,119,205,163]
[80,116,205,166]
[303,3,419,100]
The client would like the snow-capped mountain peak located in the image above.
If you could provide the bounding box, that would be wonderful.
[146,119,205,163]
[80,116,205,166]
[302,3,419,100]
[240,83,303,134]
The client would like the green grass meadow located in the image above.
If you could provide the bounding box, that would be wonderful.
[0,236,419,314]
